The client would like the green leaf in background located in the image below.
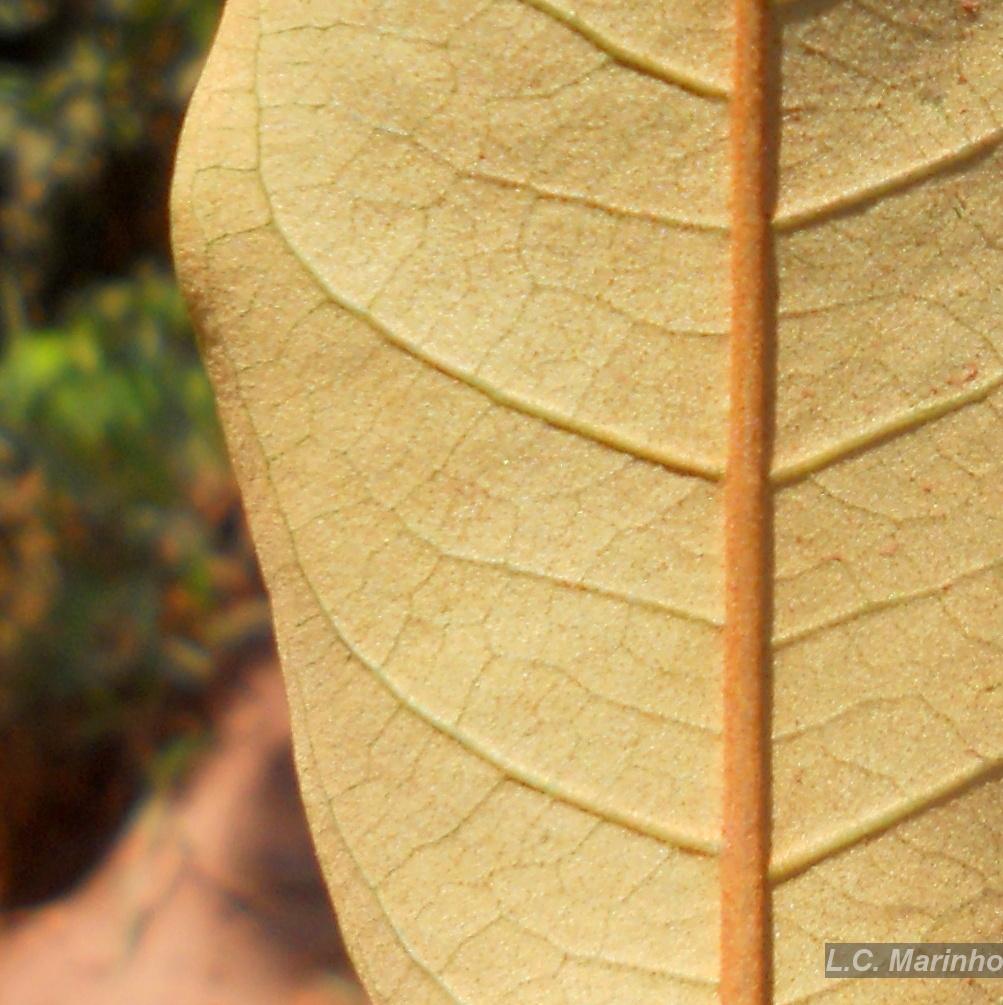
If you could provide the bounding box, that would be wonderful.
[0,0,272,906]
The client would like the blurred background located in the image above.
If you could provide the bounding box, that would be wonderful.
[0,1,365,1000]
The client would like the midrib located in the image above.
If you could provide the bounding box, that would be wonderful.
[721,1,773,1003]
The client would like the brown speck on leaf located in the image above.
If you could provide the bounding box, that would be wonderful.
[945,362,979,387]
[960,0,980,16]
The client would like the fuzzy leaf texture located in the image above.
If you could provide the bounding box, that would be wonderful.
[170,0,1003,1002]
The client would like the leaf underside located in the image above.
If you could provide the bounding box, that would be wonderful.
[172,0,1003,1002]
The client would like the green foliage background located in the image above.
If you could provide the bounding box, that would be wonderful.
[0,0,267,903]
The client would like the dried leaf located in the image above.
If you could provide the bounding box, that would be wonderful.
[171,0,1003,1001]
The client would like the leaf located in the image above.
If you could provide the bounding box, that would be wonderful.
[170,0,1003,1002]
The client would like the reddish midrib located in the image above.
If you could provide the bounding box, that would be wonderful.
[722,1,772,1003]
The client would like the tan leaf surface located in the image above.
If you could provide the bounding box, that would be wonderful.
[171,0,1003,1001]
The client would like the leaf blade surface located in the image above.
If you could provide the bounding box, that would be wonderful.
[171,0,1003,1001]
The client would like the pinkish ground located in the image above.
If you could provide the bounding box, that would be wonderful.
[0,661,367,1005]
